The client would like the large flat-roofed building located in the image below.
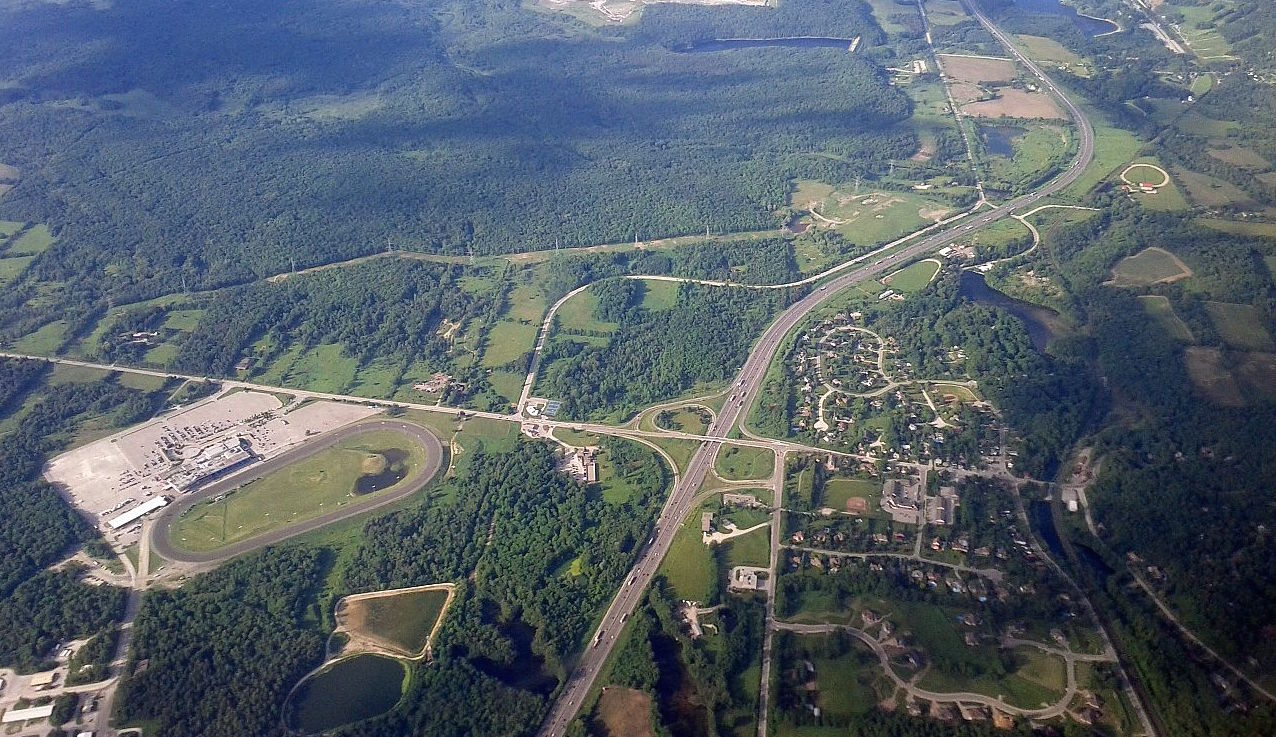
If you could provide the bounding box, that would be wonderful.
[160,437,254,492]
[3,704,55,723]
[107,496,169,530]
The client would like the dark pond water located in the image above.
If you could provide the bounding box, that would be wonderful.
[958,271,1058,351]
[1012,0,1118,37]
[674,37,859,53]
[354,448,409,495]
[472,615,559,695]
[1030,501,1114,582]
[980,124,1025,158]
[288,654,405,734]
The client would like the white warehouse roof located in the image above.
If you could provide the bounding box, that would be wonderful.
[107,496,169,529]
[3,704,55,723]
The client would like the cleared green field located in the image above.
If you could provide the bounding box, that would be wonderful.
[483,321,538,368]
[916,647,1066,709]
[987,124,1070,189]
[13,320,66,354]
[863,0,913,35]
[1015,34,1091,76]
[659,507,717,603]
[930,382,979,402]
[1109,247,1191,286]
[171,429,427,552]
[792,181,952,248]
[1199,219,1276,239]
[6,224,55,256]
[656,406,711,435]
[1065,120,1142,198]
[287,343,359,394]
[348,358,402,399]
[881,259,939,293]
[1266,256,1276,280]
[822,477,879,512]
[716,445,775,481]
[486,370,524,407]
[0,255,34,285]
[722,526,770,568]
[639,279,680,311]
[0,221,24,237]
[340,587,450,656]
[1205,302,1276,351]
[923,0,967,26]
[645,436,700,474]
[555,287,618,336]
[1176,167,1252,208]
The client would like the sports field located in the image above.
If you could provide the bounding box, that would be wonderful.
[170,429,427,552]
[822,477,879,514]
[881,259,940,293]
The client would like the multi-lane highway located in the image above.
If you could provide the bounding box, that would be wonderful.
[534,2,1098,733]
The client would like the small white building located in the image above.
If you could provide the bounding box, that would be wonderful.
[2,704,55,724]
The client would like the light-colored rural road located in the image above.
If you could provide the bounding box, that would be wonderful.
[149,419,444,564]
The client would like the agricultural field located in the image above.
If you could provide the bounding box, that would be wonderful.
[1108,247,1192,286]
[922,0,968,26]
[169,429,429,552]
[1014,34,1092,77]
[1198,219,1276,239]
[1175,167,1253,208]
[963,89,1064,120]
[1164,1,1233,59]
[1208,145,1271,171]
[716,445,775,481]
[334,585,453,658]
[880,259,940,293]
[0,255,34,286]
[1204,301,1276,351]
[1138,295,1195,343]
[1184,347,1245,406]
[4,224,55,256]
[938,54,1017,83]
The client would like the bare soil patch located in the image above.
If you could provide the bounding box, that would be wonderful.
[938,54,1017,83]
[948,81,987,105]
[595,687,655,737]
[963,88,1064,119]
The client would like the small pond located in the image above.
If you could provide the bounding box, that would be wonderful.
[287,653,406,734]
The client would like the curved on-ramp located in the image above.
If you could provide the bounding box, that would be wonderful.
[151,420,444,565]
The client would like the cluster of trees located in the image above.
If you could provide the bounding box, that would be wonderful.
[0,357,48,415]
[116,547,328,737]
[596,579,763,737]
[316,439,665,736]
[171,260,490,378]
[0,0,915,340]
[538,283,799,419]
[0,568,125,672]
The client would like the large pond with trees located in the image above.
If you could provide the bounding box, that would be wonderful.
[958,271,1058,351]
[286,653,407,734]
[1011,0,1117,37]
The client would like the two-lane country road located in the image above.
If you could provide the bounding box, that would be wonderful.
[535,2,1098,734]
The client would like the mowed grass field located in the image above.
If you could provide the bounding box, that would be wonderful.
[341,587,451,657]
[1015,34,1091,76]
[716,445,775,481]
[5,224,55,256]
[170,429,427,552]
[1109,247,1192,286]
[791,181,953,248]
[881,259,940,293]
[659,506,718,603]
[1205,302,1275,351]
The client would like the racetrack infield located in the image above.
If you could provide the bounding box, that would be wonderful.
[151,419,444,564]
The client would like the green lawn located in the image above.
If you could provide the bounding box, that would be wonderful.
[342,587,450,656]
[881,260,939,293]
[555,288,619,336]
[1205,302,1275,351]
[656,407,711,435]
[1109,247,1190,285]
[1064,119,1142,198]
[645,436,702,475]
[12,320,67,354]
[716,445,774,481]
[284,343,360,394]
[659,508,718,604]
[639,279,680,311]
[348,358,403,399]
[722,526,770,568]
[170,429,429,552]
[486,370,525,407]
[483,321,538,368]
[0,221,24,237]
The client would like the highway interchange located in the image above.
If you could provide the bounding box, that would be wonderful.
[5,1,1131,735]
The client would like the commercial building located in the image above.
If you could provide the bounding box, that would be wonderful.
[159,437,254,492]
[2,704,55,724]
[107,496,170,530]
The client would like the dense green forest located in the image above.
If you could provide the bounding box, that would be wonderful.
[0,568,126,672]
[334,439,666,736]
[116,547,328,737]
[0,0,914,339]
[537,282,800,419]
